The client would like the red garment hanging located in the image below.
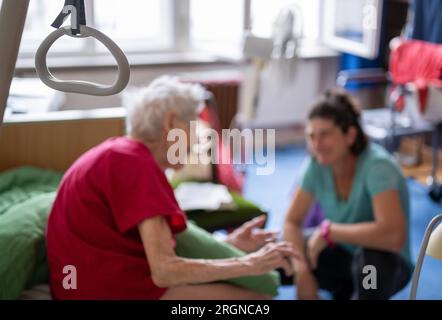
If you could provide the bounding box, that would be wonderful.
[389,40,442,112]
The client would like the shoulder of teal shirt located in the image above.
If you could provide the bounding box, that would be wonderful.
[299,143,409,214]
[361,143,409,201]
[299,155,324,195]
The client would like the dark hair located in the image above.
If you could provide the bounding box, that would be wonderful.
[308,89,368,155]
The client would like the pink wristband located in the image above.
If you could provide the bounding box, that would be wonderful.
[320,220,336,248]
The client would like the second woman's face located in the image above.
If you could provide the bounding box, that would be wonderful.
[305,117,355,166]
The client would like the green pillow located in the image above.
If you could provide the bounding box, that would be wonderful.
[175,221,280,297]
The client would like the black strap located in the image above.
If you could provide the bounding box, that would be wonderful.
[51,0,86,35]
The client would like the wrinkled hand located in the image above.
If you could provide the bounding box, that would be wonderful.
[225,215,279,253]
[245,241,299,277]
[306,227,328,270]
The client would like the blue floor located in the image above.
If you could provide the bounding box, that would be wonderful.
[243,145,442,300]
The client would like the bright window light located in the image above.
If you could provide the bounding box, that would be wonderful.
[190,0,244,53]
[18,0,173,56]
[251,0,320,41]
[14,0,322,61]
[20,0,81,54]
[94,0,172,52]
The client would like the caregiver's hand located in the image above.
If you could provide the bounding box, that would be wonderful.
[296,269,320,300]
[293,256,320,300]
[225,215,279,253]
[306,227,328,270]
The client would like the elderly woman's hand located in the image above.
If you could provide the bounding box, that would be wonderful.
[225,215,279,253]
[245,241,298,277]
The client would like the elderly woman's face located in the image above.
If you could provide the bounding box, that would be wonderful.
[305,117,356,166]
[163,111,198,170]
[174,117,194,151]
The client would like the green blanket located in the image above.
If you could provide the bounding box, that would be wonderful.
[0,167,279,299]
[0,167,62,299]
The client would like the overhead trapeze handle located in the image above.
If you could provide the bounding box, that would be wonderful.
[35,25,130,96]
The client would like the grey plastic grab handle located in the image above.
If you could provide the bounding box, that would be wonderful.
[35,25,130,96]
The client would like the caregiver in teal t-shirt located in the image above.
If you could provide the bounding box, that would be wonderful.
[283,90,412,300]
[300,142,411,264]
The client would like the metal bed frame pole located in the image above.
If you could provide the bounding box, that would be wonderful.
[431,125,439,186]
[0,0,30,130]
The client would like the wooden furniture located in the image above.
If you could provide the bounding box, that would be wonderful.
[0,108,126,172]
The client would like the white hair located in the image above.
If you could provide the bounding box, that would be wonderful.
[124,76,206,142]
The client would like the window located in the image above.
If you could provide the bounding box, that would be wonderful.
[190,0,322,58]
[93,0,172,52]
[20,0,81,54]
[18,0,173,57]
[250,0,320,43]
[15,0,323,60]
[322,0,384,58]
[190,0,244,55]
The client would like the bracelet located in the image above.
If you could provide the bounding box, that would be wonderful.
[320,219,336,248]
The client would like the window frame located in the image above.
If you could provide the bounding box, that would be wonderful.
[16,0,328,65]
[322,0,384,59]
[18,0,181,59]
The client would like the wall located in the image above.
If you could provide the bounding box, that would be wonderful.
[252,56,339,128]
[16,56,339,128]
[16,62,242,110]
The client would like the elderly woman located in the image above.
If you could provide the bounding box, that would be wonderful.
[284,90,412,300]
[46,76,296,300]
